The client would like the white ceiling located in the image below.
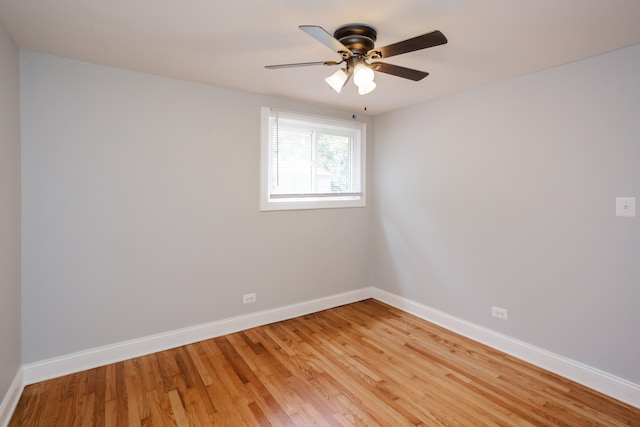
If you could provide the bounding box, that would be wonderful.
[2,0,640,115]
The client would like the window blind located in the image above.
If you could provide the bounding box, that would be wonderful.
[268,109,363,200]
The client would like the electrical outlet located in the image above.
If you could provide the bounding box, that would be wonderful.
[492,306,508,320]
[243,293,256,304]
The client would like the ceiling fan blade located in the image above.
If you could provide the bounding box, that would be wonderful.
[265,61,340,69]
[371,62,429,81]
[299,25,353,58]
[374,30,447,59]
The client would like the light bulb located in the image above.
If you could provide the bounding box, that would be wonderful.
[325,68,349,93]
[353,63,375,87]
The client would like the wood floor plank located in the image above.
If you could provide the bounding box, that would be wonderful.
[168,389,189,426]
[9,299,640,426]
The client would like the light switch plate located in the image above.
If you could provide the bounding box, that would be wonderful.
[616,197,636,217]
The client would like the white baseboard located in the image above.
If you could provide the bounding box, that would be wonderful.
[0,368,23,427]
[22,287,374,386]
[371,288,640,409]
[17,286,640,412]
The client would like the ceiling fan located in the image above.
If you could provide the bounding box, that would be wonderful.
[265,24,448,95]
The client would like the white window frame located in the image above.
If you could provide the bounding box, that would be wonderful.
[260,107,366,211]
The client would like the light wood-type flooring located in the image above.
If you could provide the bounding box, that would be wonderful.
[9,299,640,426]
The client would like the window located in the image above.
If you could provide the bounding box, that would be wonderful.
[260,107,366,211]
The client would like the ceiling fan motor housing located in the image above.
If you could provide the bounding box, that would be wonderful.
[334,24,377,56]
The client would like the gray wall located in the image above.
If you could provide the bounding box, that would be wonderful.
[372,44,640,383]
[20,52,372,363]
[0,23,21,401]
[17,40,640,389]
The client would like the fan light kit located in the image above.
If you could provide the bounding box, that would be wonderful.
[325,68,349,93]
[266,24,448,96]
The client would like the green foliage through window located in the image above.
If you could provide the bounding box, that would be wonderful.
[261,108,365,211]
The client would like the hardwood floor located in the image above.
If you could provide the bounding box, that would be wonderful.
[9,299,640,426]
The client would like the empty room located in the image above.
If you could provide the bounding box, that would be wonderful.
[1,1,640,425]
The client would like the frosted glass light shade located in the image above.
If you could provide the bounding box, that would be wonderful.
[325,68,349,93]
[353,63,375,87]
[357,81,376,95]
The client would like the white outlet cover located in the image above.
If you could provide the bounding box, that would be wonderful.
[491,306,508,320]
[616,197,636,217]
